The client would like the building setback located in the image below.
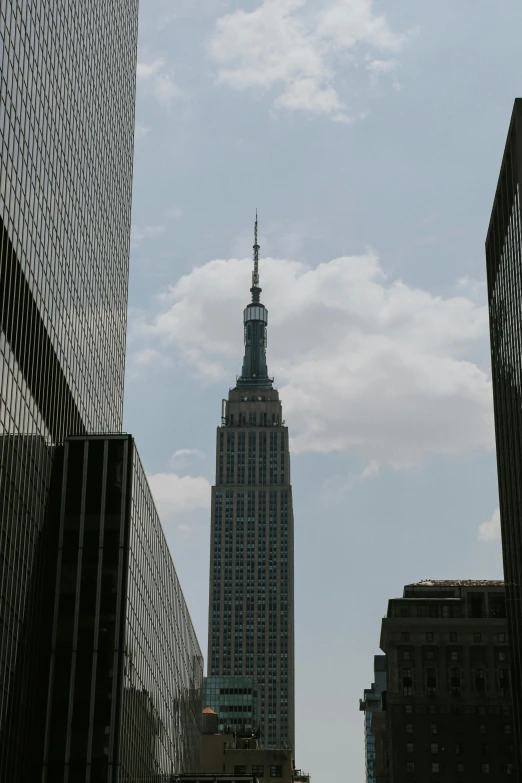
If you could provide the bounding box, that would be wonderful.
[0,1,138,778]
[42,435,203,781]
[207,219,295,750]
[360,655,387,783]
[378,580,514,782]
[486,96,522,775]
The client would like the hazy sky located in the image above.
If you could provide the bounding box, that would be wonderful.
[123,1,522,778]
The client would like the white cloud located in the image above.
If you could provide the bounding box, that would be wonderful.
[318,0,408,50]
[478,508,501,543]
[456,276,487,303]
[134,348,164,366]
[137,57,183,108]
[323,459,380,499]
[131,224,166,246]
[130,207,182,250]
[137,59,164,79]
[365,58,399,88]
[135,123,151,138]
[366,59,398,74]
[138,252,494,467]
[170,448,206,468]
[165,204,183,221]
[208,0,412,119]
[358,459,380,480]
[277,78,345,116]
[147,472,211,519]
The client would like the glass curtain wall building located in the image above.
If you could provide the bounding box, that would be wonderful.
[0,0,138,777]
[486,97,522,775]
[204,675,260,735]
[207,220,295,750]
[42,435,203,782]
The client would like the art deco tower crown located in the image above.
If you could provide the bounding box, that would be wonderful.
[237,213,273,390]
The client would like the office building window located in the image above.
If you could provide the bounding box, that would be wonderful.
[450,668,461,696]
[426,668,437,696]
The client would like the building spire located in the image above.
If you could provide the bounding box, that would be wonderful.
[252,209,259,290]
[236,212,273,389]
[251,210,261,304]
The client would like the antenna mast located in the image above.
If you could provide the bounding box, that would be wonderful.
[252,210,259,289]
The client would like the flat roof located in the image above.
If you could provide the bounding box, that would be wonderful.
[406,580,504,587]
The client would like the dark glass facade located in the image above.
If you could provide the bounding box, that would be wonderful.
[208,232,295,751]
[486,97,522,776]
[42,435,203,782]
[0,1,138,777]
[204,675,260,735]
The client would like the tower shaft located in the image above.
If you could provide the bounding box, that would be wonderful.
[208,389,295,750]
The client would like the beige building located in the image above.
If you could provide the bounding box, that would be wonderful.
[202,731,293,783]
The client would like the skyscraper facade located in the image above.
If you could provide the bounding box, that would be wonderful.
[204,675,260,735]
[486,97,522,774]
[208,221,295,750]
[379,580,513,782]
[0,2,138,776]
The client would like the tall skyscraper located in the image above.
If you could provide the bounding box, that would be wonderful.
[0,2,139,777]
[486,97,522,775]
[378,580,513,782]
[208,219,295,750]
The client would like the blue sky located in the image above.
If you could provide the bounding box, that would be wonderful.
[123,1,521,778]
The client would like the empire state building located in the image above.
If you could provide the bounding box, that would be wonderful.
[207,219,295,750]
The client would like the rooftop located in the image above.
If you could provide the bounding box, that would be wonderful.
[406,580,504,587]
